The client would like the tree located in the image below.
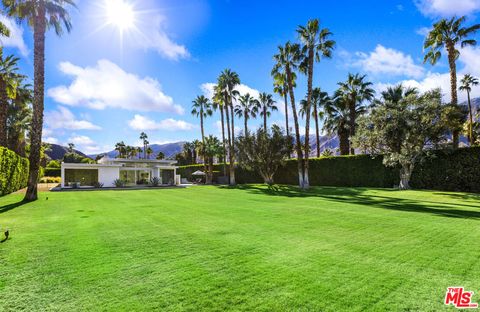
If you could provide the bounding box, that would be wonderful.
[115,141,126,158]
[200,135,223,184]
[156,151,165,160]
[272,42,305,188]
[182,142,194,164]
[353,89,447,190]
[236,125,293,185]
[235,93,258,135]
[3,0,76,201]
[0,53,21,147]
[218,69,240,185]
[379,84,418,105]
[323,96,351,155]
[273,72,292,139]
[258,92,277,132]
[459,74,479,145]
[192,95,212,171]
[146,146,153,159]
[129,146,138,159]
[336,73,375,154]
[67,142,75,153]
[300,87,329,157]
[7,80,32,156]
[139,132,148,159]
[212,84,228,175]
[297,18,335,188]
[424,16,480,148]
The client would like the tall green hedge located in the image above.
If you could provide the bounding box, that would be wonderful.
[178,147,480,192]
[0,147,29,196]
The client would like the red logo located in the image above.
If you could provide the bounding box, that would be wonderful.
[445,287,478,309]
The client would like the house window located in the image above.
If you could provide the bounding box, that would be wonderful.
[65,169,98,186]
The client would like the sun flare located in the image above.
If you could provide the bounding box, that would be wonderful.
[104,0,135,31]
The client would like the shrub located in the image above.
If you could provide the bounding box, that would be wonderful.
[39,176,61,184]
[113,179,126,188]
[0,147,29,196]
[93,182,104,188]
[150,177,160,187]
[44,168,61,177]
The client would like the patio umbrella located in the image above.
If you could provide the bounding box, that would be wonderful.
[192,170,206,176]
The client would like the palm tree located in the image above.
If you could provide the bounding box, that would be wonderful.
[258,92,277,132]
[191,95,213,145]
[380,84,418,105]
[3,0,76,201]
[300,88,329,157]
[235,93,259,135]
[192,139,201,164]
[212,84,227,175]
[182,142,194,164]
[297,19,335,188]
[7,80,32,156]
[460,74,479,144]
[323,96,350,155]
[272,42,305,188]
[139,132,148,159]
[273,73,294,138]
[0,53,21,147]
[218,69,240,185]
[129,146,138,159]
[424,16,480,148]
[336,73,375,154]
[200,135,223,184]
[125,145,132,159]
[146,146,153,159]
[115,141,126,158]
[156,151,165,160]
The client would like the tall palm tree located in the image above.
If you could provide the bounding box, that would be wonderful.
[212,84,227,174]
[336,73,375,154]
[258,92,277,132]
[300,88,329,157]
[146,146,153,159]
[218,69,240,185]
[272,42,305,188]
[115,141,126,158]
[139,132,148,159]
[156,151,165,160]
[380,84,418,105]
[297,19,335,188]
[460,74,479,145]
[235,93,259,135]
[272,73,294,138]
[191,95,213,146]
[200,135,223,184]
[125,145,132,159]
[3,0,76,201]
[182,141,194,164]
[323,96,351,155]
[424,16,480,148]
[7,80,32,156]
[0,53,21,147]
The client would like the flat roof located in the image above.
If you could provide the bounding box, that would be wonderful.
[101,158,177,165]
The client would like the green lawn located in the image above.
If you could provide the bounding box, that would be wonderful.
[1,186,480,311]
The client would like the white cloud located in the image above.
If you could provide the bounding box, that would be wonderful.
[351,45,425,79]
[45,106,101,130]
[43,137,59,144]
[415,27,431,36]
[415,0,480,17]
[0,15,29,56]
[137,15,190,61]
[201,82,261,103]
[67,135,101,154]
[374,46,480,103]
[48,59,184,114]
[128,114,195,131]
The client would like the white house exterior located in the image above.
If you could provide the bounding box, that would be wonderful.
[61,157,179,188]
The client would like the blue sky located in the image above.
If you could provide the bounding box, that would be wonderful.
[2,0,480,154]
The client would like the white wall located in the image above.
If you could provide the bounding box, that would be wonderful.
[98,167,120,187]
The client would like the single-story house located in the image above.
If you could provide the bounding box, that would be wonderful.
[61,157,179,188]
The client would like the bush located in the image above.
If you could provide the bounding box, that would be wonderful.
[113,179,126,188]
[44,167,61,177]
[93,182,104,188]
[39,176,61,184]
[0,147,29,196]
[150,177,160,187]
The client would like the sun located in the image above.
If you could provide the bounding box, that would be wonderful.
[104,0,136,32]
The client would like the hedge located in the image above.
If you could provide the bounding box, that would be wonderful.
[44,167,61,177]
[0,147,29,196]
[178,147,480,192]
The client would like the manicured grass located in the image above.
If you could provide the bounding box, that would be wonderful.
[1,185,480,311]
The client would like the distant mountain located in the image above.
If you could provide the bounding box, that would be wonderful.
[90,141,186,159]
[45,144,89,160]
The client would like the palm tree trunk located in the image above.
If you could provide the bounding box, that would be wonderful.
[284,87,289,137]
[244,112,248,135]
[200,111,207,174]
[339,125,350,155]
[224,97,232,183]
[314,103,320,157]
[467,90,474,145]
[229,101,236,185]
[0,80,8,147]
[25,1,46,201]
[349,95,356,155]
[303,48,315,189]
[263,106,267,132]
[447,43,459,148]
[286,65,304,188]
[220,105,227,176]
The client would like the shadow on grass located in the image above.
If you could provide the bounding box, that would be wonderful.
[219,184,480,220]
[0,200,27,215]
